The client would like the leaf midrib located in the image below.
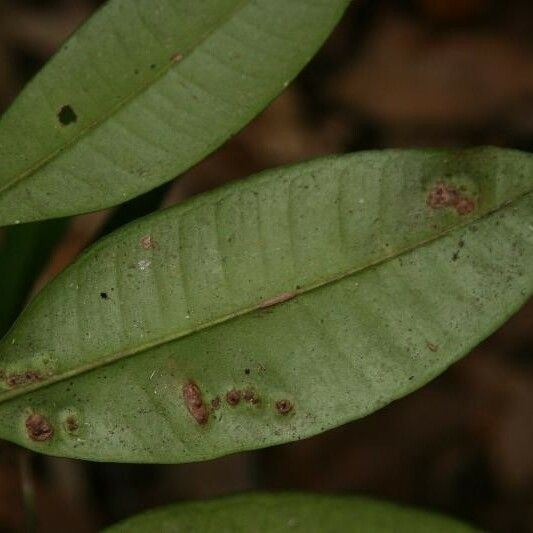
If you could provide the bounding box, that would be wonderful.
[0,0,249,196]
[1,190,530,405]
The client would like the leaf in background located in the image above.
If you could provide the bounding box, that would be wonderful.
[0,219,66,337]
[0,147,531,462]
[104,493,477,532]
[97,181,172,239]
[0,0,350,227]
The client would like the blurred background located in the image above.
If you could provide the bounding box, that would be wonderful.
[0,0,532,531]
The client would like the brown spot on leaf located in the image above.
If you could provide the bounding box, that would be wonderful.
[6,371,44,388]
[276,399,293,415]
[243,388,260,405]
[427,182,476,215]
[171,52,183,63]
[259,292,296,309]
[211,396,221,410]
[65,416,79,433]
[226,389,241,406]
[426,341,439,352]
[140,235,158,250]
[455,197,476,215]
[182,381,208,425]
[26,414,53,442]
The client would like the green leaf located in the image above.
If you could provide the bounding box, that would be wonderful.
[0,0,350,227]
[0,184,163,337]
[0,220,66,337]
[0,147,531,462]
[104,493,478,532]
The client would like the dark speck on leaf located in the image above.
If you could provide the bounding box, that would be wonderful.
[58,105,77,126]
[100,292,108,300]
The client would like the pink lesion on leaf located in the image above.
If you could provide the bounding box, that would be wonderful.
[26,414,54,442]
[182,381,209,425]
[4,370,44,388]
[427,182,476,215]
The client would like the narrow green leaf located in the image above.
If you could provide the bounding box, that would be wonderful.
[0,220,66,337]
[0,147,531,462]
[104,493,477,532]
[0,0,350,227]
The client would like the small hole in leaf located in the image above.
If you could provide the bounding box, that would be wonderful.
[100,292,108,300]
[58,105,77,126]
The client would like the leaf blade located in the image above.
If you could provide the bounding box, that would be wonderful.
[0,0,350,226]
[0,147,531,462]
[103,493,478,532]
